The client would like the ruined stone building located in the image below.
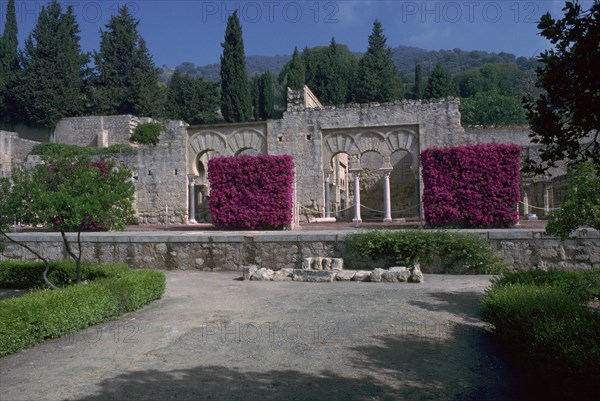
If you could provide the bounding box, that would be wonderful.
[0,87,565,226]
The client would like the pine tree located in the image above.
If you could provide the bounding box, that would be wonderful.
[0,0,19,122]
[354,20,402,103]
[425,64,457,99]
[413,64,424,99]
[15,1,88,127]
[259,71,274,119]
[286,47,305,90]
[220,10,251,123]
[251,74,261,120]
[131,38,163,117]
[94,6,161,117]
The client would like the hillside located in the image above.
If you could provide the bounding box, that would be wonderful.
[158,45,536,83]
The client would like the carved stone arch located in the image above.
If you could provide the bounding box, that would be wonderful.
[322,133,357,167]
[385,129,418,155]
[354,131,387,155]
[189,131,228,156]
[228,128,266,155]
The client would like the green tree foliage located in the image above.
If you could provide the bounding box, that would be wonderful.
[412,64,424,99]
[546,161,600,240]
[461,91,527,127]
[354,20,402,103]
[220,10,251,122]
[0,0,19,123]
[21,156,134,283]
[93,6,162,117]
[425,63,456,99]
[524,1,600,174]
[15,0,88,127]
[251,74,261,120]
[130,122,163,145]
[455,63,525,98]
[0,171,59,288]
[259,71,275,119]
[283,47,306,90]
[165,70,219,124]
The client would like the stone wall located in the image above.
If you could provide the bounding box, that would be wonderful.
[53,115,139,147]
[2,230,598,272]
[0,130,39,176]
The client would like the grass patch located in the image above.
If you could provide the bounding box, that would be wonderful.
[345,230,507,274]
[0,261,165,356]
[481,269,600,394]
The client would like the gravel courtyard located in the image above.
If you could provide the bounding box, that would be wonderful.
[1,271,535,401]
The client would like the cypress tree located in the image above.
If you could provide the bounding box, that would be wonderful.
[355,20,402,103]
[0,0,19,122]
[259,71,274,119]
[425,63,457,99]
[286,47,305,90]
[94,6,161,117]
[413,64,424,100]
[220,10,251,122]
[321,37,347,105]
[15,1,88,127]
[251,74,261,120]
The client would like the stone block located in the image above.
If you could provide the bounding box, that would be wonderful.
[292,269,334,282]
[409,263,424,283]
[302,258,312,270]
[352,271,371,281]
[322,258,332,271]
[272,268,293,281]
[252,268,274,281]
[312,257,324,270]
[335,271,355,281]
[331,258,344,271]
[370,268,386,283]
[243,265,258,280]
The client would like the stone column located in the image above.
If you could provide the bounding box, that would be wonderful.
[188,175,197,224]
[522,184,530,217]
[352,171,362,223]
[380,158,393,223]
[324,168,332,218]
[543,183,551,214]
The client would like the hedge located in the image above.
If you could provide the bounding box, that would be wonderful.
[481,269,600,395]
[208,154,294,229]
[345,230,507,274]
[421,144,521,227]
[0,262,165,356]
[31,143,136,158]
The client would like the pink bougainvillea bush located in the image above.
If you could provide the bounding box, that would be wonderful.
[421,144,521,227]
[208,155,294,229]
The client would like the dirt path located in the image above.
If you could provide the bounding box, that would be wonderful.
[1,272,531,401]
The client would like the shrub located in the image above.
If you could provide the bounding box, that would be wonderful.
[546,161,600,239]
[481,269,600,393]
[129,122,164,145]
[31,143,136,158]
[345,230,507,274]
[208,155,294,229]
[421,144,521,227]
[0,263,165,356]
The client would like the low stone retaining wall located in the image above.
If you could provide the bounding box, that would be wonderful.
[243,258,424,283]
[1,229,599,271]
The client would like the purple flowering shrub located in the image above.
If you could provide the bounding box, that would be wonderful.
[208,155,294,229]
[421,144,521,227]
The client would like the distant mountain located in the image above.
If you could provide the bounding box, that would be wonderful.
[158,46,536,83]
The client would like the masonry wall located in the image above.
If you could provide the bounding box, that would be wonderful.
[2,230,598,272]
[133,121,188,224]
[53,115,139,147]
[0,130,39,176]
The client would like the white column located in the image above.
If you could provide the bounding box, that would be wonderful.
[324,171,332,218]
[381,169,393,222]
[352,171,362,223]
[188,175,197,224]
[543,184,550,214]
[523,186,529,218]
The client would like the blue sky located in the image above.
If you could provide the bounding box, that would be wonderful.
[1,1,593,67]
